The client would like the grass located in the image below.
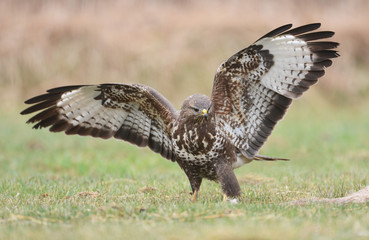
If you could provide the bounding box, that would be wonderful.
[1,94,368,240]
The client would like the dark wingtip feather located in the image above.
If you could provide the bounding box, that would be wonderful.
[24,85,85,104]
[255,24,293,42]
[310,60,332,70]
[20,108,30,115]
[298,31,335,41]
[21,99,58,115]
[313,50,340,62]
[46,85,86,94]
[308,41,339,51]
[24,93,58,104]
[32,115,60,129]
[282,23,321,36]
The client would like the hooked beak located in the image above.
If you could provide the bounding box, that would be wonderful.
[202,109,208,117]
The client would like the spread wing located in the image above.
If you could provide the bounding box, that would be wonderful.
[21,83,178,161]
[211,23,339,159]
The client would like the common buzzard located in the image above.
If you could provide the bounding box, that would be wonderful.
[21,23,339,202]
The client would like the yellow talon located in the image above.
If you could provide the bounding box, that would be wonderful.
[192,190,198,203]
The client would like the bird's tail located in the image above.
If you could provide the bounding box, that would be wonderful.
[253,155,289,161]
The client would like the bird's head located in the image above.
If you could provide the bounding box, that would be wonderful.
[180,94,211,122]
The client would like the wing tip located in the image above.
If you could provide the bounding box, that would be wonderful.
[255,23,293,42]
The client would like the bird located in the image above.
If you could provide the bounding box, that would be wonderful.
[21,23,339,202]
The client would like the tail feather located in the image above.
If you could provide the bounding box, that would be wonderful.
[253,155,290,161]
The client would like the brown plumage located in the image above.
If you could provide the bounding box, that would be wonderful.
[21,23,339,201]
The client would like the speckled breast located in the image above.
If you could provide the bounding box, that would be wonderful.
[172,122,224,163]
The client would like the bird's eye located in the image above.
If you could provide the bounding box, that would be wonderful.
[193,108,199,112]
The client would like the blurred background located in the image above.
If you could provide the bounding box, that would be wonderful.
[1,0,368,110]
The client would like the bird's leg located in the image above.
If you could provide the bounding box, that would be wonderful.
[215,159,241,201]
[188,176,202,203]
[192,190,199,203]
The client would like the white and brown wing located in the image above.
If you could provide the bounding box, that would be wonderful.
[211,23,339,159]
[21,83,178,161]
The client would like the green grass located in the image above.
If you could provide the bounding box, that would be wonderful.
[1,95,369,240]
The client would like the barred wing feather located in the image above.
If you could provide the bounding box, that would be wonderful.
[21,84,178,161]
[211,23,339,159]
